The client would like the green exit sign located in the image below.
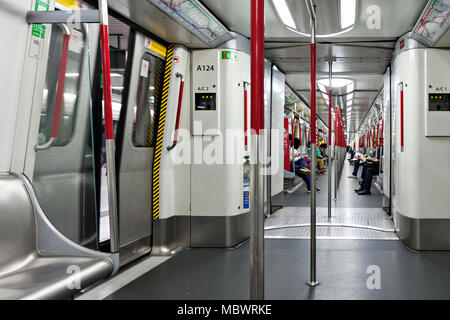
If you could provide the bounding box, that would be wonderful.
[221,51,238,61]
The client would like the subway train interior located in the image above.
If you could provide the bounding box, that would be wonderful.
[1,0,450,305]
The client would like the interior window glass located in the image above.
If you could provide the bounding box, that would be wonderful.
[132,53,164,147]
[37,24,85,147]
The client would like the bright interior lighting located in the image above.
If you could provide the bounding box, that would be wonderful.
[286,25,355,38]
[318,78,354,89]
[66,73,80,78]
[348,83,355,93]
[347,93,354,101]
[273,0,297,29]
[63,93,77,102]
[318,83,327,93]
[340,0,357,29]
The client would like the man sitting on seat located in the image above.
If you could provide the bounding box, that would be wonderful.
[348,151,364,178]
[289,142,320,193]
[355,143,382,195]
[317,143,328,175]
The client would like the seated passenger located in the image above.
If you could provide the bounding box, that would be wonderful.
[355,144,382,195]
[317,129,325,147]
[290,154,320,193]
[348,151,364,178]
[317,143,328,175]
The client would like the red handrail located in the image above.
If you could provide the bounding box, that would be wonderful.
[291,118,295,148]
[51,32,70,138]
[167,73,185,151]
[35,24,71,151]
[243,82,249,147]
[299,120,302,147]
[400,83,404,152]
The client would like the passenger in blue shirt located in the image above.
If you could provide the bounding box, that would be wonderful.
[290,154,320,193]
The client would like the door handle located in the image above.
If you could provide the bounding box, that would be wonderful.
[35,24,71,151]
[167,72,185,151]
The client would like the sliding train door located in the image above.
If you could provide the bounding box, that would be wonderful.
[116,32,166,265]
[23,16,100,249]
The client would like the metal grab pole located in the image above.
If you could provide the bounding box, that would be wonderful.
[99,0,119,253]
[334,96,338,200]
[250,0,265,300]
[327,61,332,220]
[291,112,295,174]
[306,0,318,287]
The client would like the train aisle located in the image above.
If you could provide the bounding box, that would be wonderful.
[266,160,395,240]
[275,160,384,208]
[102,162,450,300]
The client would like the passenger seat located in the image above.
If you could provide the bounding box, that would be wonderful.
[0,174,116,300]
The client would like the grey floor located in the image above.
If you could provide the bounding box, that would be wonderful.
[106,159,450,300]
[265,207,397,240]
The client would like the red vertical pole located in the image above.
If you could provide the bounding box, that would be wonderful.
[250,0,265,300]
[251,0,264,134]
[291,118,295,148]
[99,0,119,253]
[307,0,318,287]
[310,44,317,147]
[376,122,379,146]
[334,107,338,148]
[299,120,302,147]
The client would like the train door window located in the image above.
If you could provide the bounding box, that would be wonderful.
[37,25,83,147]
[132,53,164,147]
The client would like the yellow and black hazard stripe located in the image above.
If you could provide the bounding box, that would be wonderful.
[152,44,174,220]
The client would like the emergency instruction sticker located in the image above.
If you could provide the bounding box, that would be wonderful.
[30,0,50,59]
[32,0,50,39]
[140,60,149,77]
[144,38,167,57]
[69,29,84,54]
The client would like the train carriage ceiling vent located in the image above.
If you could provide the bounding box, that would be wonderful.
[411,0,450,47]
[148,0,232,47]
[272,0,357,38]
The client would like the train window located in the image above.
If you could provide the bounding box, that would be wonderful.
[37,24,86,147]
[132,53,164,147]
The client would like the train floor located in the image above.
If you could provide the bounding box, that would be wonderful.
[80,160,450,300]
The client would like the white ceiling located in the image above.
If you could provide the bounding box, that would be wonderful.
[200,0,440,131]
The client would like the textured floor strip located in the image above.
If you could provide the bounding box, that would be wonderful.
[265,207,398,240]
